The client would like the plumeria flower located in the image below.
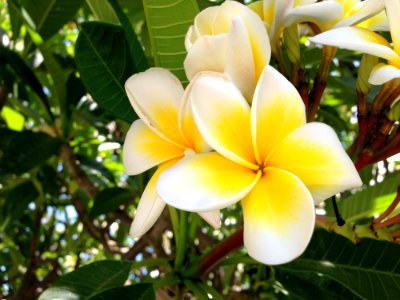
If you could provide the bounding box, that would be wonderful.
[309,0,400,85]
[123,68,220,238]
[318,0,386,31]
[157,66,362,265]
[184,0,270,102]
[248,0,344,52]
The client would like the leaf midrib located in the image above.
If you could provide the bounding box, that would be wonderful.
[80,25,125,94]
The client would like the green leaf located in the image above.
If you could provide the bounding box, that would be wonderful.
[0,181,38,230]
[75,22,137,123]
[0,130,61,175]
[317,105,348,134]
[326,173,400,222]
[277,269,359,300]
[86,284,155,300]
[107,0,148,72]
[38,44,69,134]
[7,0,23,41]
[86,0,119,24]
[21,0,83,40]
[280,230,400,300]
[79,156,116,186]
[89,187,132,218]
[143,0,199,84]
[39,260,133,300]
[1,106,25,131]
[0,44,52,120]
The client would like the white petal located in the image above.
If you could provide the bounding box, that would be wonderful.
[309,27,400,65]
[123,120,183,175]
[213,0,271,78]
[385,0,400,55]
[251,65,306,164]
[190,72,257,169]
[194,6,219,37]
[199,210,221,229]
[334,0,385,28]
[243,167,315,265]
[178,79,211,153]
[226,17,256,101]
[129,163,173,238]
[285,1,344,27]
[184,34,228,81]
[369,63,400,85]
[125,68,186,146]
[267,123,362,204]
[157,152,261,212]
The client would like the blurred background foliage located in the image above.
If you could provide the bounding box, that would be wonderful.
[0,0,399,299]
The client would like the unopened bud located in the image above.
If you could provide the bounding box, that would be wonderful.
[283,24,300,65]
[357,54,378,95]
[388,96,400,121]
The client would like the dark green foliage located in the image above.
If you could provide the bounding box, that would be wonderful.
[75,22,137,123]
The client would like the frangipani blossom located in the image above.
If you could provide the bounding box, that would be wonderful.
[184,0,270,101]
[309,0,400,85]
[157,66,362,265]
[123,68,220,238]
[248,0,343,51]
[320,0,386,31]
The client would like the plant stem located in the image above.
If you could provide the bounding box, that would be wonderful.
[169,207,180,243]
[307,45,336,122]
[373,186,400,224]
[175,211,188,268]
[194,227,244,276]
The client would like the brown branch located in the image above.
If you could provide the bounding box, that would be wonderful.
[307,46,337,122]
[59,144,119,254]
[354,118,394,170]
[10,205,45,300]
[59,144,97,198]
[192,228,244,276]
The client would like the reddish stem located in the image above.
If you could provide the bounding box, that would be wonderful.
[354,119,394,170]
[373,213,400,230]
[370,144,400,165]
[354,92,369,155]
[374,186,400,224]
[196,228,244,275]
[307,46,336,122]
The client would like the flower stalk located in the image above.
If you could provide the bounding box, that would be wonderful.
[307,45,337,121]
[190,228,244,277]
[175,211,189,268]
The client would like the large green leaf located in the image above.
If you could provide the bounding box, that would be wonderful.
[39,260,133,300]
[107,0,148,72]
[21,0,83,40]
[280,230,400,299]
[326,173,400,222]
[38,44,69,134]
[143,0,199,84]
[86,284,155,300]
[75,22,136,123]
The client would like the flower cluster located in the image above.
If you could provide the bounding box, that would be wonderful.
[121,0,376,265]
[310,0,399,85]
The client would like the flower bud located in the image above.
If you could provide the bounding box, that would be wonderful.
[283,24,300,65]
[356,54,378,95]
[388,96,400,121]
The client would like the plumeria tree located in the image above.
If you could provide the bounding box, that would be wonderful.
[1,0,400,299]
